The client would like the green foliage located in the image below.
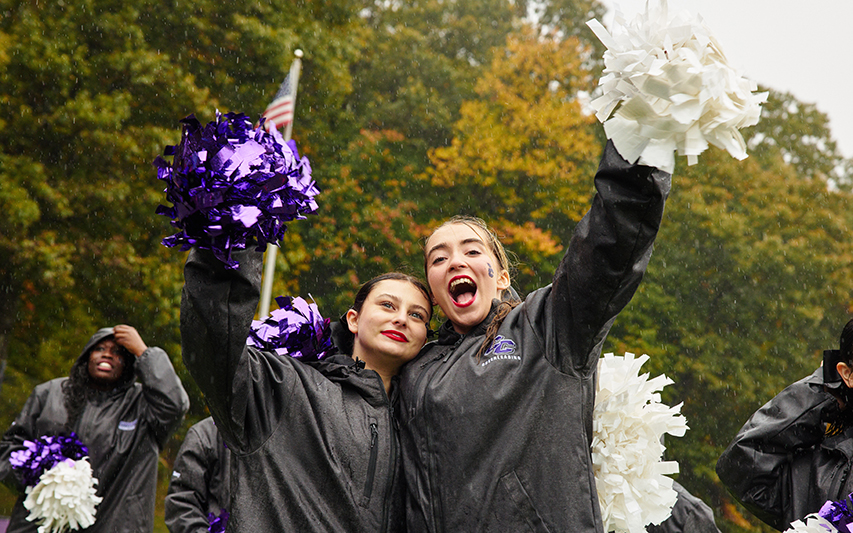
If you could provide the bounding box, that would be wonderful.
[2,0,852,531]
[423,28,600,290]
[609,146,853,530]
[744,87,852,188]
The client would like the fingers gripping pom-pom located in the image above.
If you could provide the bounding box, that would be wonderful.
[593,352,688,533]
[247,295,335,361]
[586,0,767,173]
[23,458,102,533]
[154,112,319,268]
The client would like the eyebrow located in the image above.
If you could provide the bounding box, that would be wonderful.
[376,293,430,316]
[426,237,485,258]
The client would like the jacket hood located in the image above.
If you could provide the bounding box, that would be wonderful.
[304,353,389,407]
[74,327,137,389]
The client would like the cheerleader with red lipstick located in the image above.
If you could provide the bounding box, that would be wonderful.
[397,141,672,533]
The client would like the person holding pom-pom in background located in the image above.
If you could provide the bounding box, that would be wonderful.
[0,325,189,533]
[717,318,853,531]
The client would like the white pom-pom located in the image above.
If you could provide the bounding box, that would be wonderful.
[783,515,835,533]
[586,0,768,173]
[593,352,689,533]
[23,458,102,533]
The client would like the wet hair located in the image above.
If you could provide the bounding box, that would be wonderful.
[336,272,433,356]
[62,338,135,432]
[840,318,853,366]
[424,216,521,360]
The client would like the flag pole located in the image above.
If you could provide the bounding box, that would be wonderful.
[259,49,303,319]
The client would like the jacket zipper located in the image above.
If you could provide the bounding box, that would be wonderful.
[381,400,399,533]
[361,421,379,506]
[414,344,460,533]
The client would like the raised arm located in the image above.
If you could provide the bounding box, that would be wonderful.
[181,248,289,450]
[133,344,190,449]
[550,140,671,375]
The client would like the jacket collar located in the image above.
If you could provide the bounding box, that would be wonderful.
[436,299,501,345]
[304,354,389,406]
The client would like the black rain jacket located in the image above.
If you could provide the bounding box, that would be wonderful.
[716,367,853,531]
[181,248,406,532]
[646,481,721,533]
[0,330,189,533]
[165,417,231,533]
[398,141,671,533]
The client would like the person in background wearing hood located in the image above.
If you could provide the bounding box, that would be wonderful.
[0,324,190,533]
[164,416,231,533]
[716,318,853,531]
[181,248,432,532]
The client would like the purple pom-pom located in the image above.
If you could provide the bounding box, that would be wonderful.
[154,112,319,268]
[819,493,853,532]
[247,295,334,361]
[9,433,89,488]
[208,510,229,533]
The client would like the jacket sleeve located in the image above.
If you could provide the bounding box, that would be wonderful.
[715,369,833,531]
[181,247,290,451]
[0,385,48,494]
[550,140,671,375]
[646,481,721,533]
[164,424,216,533]
[136,346,191,449]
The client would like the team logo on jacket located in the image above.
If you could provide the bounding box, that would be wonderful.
[482,335,521,366]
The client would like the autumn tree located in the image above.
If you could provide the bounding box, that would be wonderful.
[608,146,853,531]
[422,27,601,292]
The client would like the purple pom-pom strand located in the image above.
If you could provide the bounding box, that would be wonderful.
[9,433,89,487]
[208,510,229,533]
[155,112,320,268]
[819,493,853,532]
[247,295,335,361]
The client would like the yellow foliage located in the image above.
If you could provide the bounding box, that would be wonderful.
[427,26,602,227]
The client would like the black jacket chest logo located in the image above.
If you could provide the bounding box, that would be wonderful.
[481,335,521,367]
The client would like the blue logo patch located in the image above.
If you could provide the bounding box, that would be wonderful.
[118,419,137,431]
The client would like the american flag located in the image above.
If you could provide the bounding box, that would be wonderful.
[262,70,297,132]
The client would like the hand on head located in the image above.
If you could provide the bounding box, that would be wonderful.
[112,325,148,358]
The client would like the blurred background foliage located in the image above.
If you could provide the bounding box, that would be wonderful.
[1,0,851,531]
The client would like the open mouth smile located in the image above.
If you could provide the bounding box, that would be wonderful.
[449,276,477,307]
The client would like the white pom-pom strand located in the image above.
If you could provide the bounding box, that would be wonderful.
[586,0,767,173]
[783,515,835,533]
[23,458,102,533]
[593,352,689,533]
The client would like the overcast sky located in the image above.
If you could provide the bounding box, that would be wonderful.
[595,0,853,158]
